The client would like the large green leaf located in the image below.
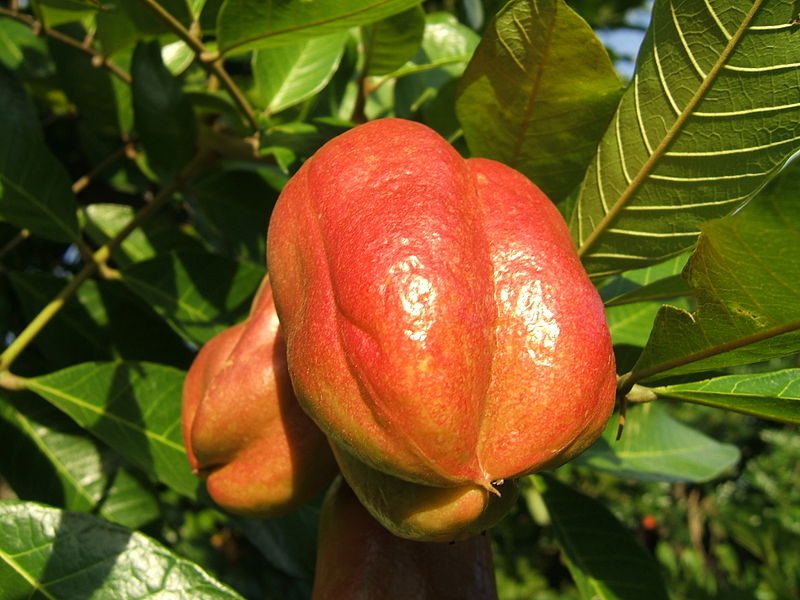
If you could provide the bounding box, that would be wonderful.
[530,474,670,600]
[0,392,159,530]
[131,40,197,178]
[653,369,800,424]
[575,403,740,482]
[456,0,623,202]
[26,361,200,499]
[630,169,800,382]
[0,63,79,243]
[252,31,347,116]
[216,0,421,56]
[120,251,265,345]
[363,5,425,76]
[570,0,800,277]
[0,501,243,599]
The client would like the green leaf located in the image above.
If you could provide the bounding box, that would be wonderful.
[601,255,693,347]
[253,31,347,116]
[26,361,200,499]
[9,272,193,370]
[363,5,425,76]
[0,501,244,599]
[81,203,205,268]
[570,1,800,277]
[190,167,280,263]
[456,0,622,203]
[131,40,197,178]
[235,500,321,580]
[49,23,127,139]
[631,170,800,381]
[95,0,192,53]
[0,18,52,79]
[216,0,422,56]
[653,369,800,425]
[0,392,159,530]
[392,12,479,133]
[601,253,692,306]
[120,251,265,345]
[0,63,79,243]
[530,474,670,600]
[575,403,740,482]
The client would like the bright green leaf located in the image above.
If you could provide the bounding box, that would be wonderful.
[0,63,79,243]
[26,361,200,499]
[653,369,800,425]
[631,169,800,382]
[120,251,265,345]
[216,0,421,56]
[0,392,159,530]
[253,32,347,116]
[575,403,740,482]
[456,0,623,203]
[132,40,197,178]
[392,12,479,134]
[363,5,425,76]
[0,19,52,78]
[530,474,670,600]
[162,39,196,76]
[570,1,800,277]
[0,501,243,599]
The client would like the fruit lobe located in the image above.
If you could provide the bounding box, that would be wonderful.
[181,277,337,518]
[312,476,499,600]
[332,442,519,542]
[267,118,616,491]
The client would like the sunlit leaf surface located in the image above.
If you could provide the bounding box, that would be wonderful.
[571,0,800,277]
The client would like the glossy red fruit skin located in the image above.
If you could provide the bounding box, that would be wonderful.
[267,118,616,491]
[182,278,337,518]
[312,476,499,600]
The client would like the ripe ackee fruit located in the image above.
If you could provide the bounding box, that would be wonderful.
[312,476,499,600]
[267,118,616,500]
[182,277,337,518]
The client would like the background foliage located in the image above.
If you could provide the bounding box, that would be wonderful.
[0,0,798,598]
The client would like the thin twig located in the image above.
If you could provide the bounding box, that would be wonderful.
[72,140,135,195]
[0,151,218,375]
[134,0,259,131]
[0,229,30,261]
[0,7,131,84]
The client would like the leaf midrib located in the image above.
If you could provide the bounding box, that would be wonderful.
[25,376,185,453]
[221,0,401,55]
[577,1,764,258]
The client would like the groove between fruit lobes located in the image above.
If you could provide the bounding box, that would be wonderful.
[313,476,499,600]
[267,118,616,490]
[332,442,519,543]
[181,277,337,518]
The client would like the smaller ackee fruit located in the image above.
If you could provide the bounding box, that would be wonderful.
[312,476,499,600]
[182,277,337,518]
